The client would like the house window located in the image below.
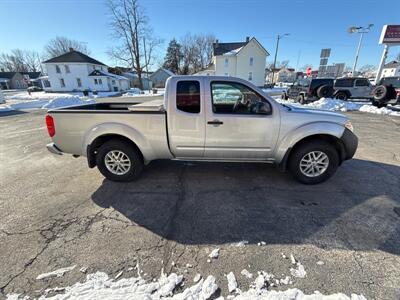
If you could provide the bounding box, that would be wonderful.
[65,65,70,73]
[77,78,82,87]
[224,73,229,76]
[94,79,98,85]
[56,65,61,73]
[248,72,253,81]
[112,80,116,85]
[249,57,254,66]
[92,65,96,70]
[99,79,102,84]
[60,78,65,87]
[224,58,229,67]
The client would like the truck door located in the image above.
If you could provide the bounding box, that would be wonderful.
[167,78,206,158]
[204,80,280,160]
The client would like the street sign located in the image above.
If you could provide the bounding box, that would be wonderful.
[306,67,312,76]
[379,25,400,44]
[320,48,331,58]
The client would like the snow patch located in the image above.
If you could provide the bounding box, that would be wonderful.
[240,269,253,279]
[227,272,238,293]
[42,96,95,109]
[36,265,76,280]
[208,248,220,259]
[290,263,307,278]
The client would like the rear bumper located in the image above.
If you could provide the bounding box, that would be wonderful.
[46,143,63,155]
[340,128,358,160]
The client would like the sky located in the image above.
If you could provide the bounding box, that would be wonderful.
[0,0,399,71]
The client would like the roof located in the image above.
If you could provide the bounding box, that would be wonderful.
[150,68,175,79]
[213,37,269,57]
[88,70,128,80]
[213,42,247,56]
[383,60,399,68]
[43,50,106,66]
[21,72,42,79]
[0,72,17,79]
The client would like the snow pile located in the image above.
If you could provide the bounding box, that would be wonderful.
[0,105,14,112]
[6,269,367,300]
[277,97,400,116]
[42,96,95,109]
[208,248,220,259]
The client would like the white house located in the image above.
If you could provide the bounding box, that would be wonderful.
[382,61,400,78]
[43,49,129,92]
[196,37,269,87]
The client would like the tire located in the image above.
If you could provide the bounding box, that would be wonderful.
[96,139,144,182]
[296,94,305,104]
[372,85,388,101]
[335,91,348,101]
[316,85,334,99]
[281,93,288,100]
[288,140,339,184]
[372,99,386,108]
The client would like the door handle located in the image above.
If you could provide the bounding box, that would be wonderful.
[207,120,223,125]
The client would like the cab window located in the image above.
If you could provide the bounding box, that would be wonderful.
[355,79,369,87]
[176,81,200,113]
[211,81,271,115]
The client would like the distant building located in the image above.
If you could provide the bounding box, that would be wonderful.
[382,61,400,77]
[0,72,28,90]
[150,68,174,88]
[195,37,269,86]
[43,49,129,92]
[122,71,153,90]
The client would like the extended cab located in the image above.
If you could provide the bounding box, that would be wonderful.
[46,76,358,184]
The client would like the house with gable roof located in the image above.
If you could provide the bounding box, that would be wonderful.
[43,48,129,92]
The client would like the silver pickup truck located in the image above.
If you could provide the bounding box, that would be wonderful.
[46,76,358,184]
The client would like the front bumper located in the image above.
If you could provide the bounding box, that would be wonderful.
[46,143,63,155]
[340,128,358,160]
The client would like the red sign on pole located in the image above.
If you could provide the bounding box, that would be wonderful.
[306,67,312,76]
[379,25,400,44]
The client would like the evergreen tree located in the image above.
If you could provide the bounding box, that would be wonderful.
[163,39,182,74]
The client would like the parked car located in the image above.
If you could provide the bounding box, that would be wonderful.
[282,78,334,104]
[371,76,400,107]
[45,76,358,184]
[27,86,43,92]
[333,77,373,101]
[0,90,5,104]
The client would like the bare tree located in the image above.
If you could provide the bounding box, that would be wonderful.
[179,33,215,74]
[107,0,161,89]
[0,49,42,72]
[44,36,90,59]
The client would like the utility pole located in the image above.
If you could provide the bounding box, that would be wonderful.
[271,33,289,85]
[348,24,373,76]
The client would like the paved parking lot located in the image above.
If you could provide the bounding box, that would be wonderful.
[0,110,399,299]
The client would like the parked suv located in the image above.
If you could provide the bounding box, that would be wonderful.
[372,76,400,107]
[282,78,334,104]
[334,77,373,101]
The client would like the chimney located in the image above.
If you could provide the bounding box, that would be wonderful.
[215,39,219,47]
[69,47,74,52]
[246,36,250,42]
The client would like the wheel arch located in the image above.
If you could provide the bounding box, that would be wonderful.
[87,134,144,168]
[334,89,351,98]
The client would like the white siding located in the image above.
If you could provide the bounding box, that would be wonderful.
[236,40,267,86]
[214,56,237,77]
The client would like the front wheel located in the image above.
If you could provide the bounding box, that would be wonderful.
[288,141,339,184]
[335,92,348,101]
[296,94,305,104]
[96,139,144,182]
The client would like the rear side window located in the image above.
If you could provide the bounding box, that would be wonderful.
[335,78,353,87]
[312,79,333,88]
[176,81,200,113]
[355,79,369,86]
[381,77,400,88]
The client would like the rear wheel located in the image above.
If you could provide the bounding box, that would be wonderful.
[335,91,348,101]
[281,93,288,100]
[288,141,339,184]
[96,139,143,182]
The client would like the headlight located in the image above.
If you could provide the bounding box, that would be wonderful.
[344,120,354,132]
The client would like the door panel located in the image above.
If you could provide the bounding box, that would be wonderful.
[167,79,206,158]
[204,80,279,160]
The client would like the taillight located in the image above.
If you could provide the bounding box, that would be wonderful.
[46,114,55,137]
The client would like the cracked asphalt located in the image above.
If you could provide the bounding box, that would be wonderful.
[0,110,399,299]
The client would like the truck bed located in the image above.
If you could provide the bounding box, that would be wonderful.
[48,100,171,161]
